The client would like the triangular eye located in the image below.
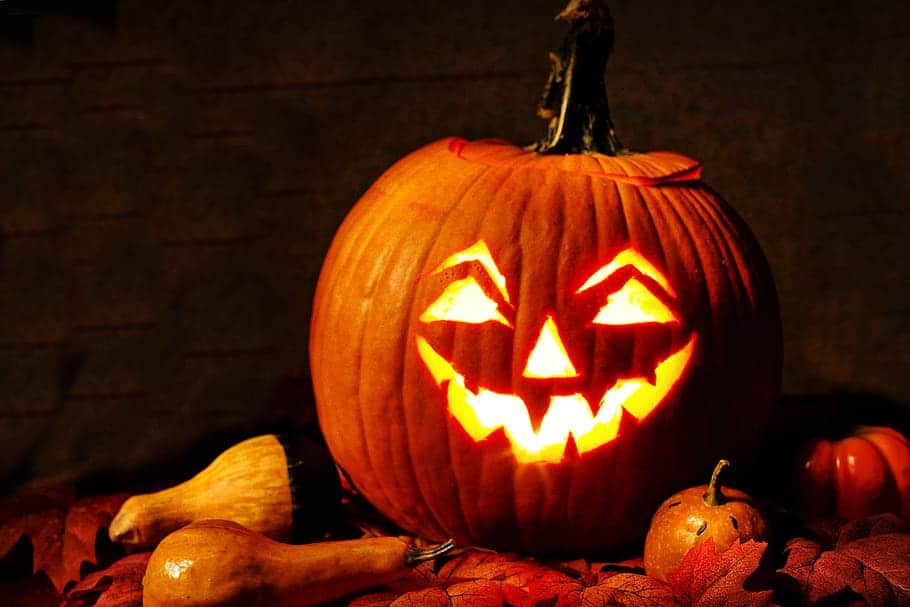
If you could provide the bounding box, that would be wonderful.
[591,277,678,325]
[420,276,512,326]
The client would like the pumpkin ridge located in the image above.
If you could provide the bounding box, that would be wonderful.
[319,163,420,520]
[684,188,745,318]
[363,155,475,528]
[391,221,454,539]
[562,180,596,540]
[409,160,506,542]
[367,159,469,526]
[448,163,527,544]
[684,186,778,452]
[552,178,577,546]
[472,167,532,547]
[625,183,675,525]
[347,148,482,539]
[689,190,747,310]
[688,187,760,314]
[352,170,434,528]
[652,185,715,352]
[511,167,564,548]
[420,160,520,539]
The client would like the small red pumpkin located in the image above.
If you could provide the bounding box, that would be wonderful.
[310,1,781,553]
[794,426,910,520]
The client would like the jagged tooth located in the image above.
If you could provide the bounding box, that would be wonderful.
[563,433,581,461]
[617,406,639,434]
[524,392,552,434]
[583,387,603,416]
[645,370,657,386]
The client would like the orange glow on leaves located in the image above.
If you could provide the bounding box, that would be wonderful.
[416,335,696,463]
[577,248,676,297]
[522,316,579,378]
[591,277,679,325]
[420,277,512,326]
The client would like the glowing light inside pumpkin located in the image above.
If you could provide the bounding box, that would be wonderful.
[417,335,696,463]
[577,248,677,297]
[591,277,679,325]
[417,241,696,463]
[523,315,579,378]
[429,240,511,303]
[420,277,512,326]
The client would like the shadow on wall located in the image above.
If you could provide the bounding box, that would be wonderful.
[0,373,321,495]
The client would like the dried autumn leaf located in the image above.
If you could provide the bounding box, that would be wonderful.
[832,514,908,546]
[779,524,910,607]
[580,573,677,607]
[526,567,584,606]
[421,548,565,588]
[548,556,646,586]
[353,548,672,607]
[351,579,526,607]
[0,490,129,592]
[527,563,676,607]
[348,548,572,607]
[62,552,150,607]
[666,539,772,607]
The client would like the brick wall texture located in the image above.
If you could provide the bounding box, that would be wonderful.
[0,0,908,489]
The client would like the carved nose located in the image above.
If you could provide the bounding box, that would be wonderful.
[522,315,579,379]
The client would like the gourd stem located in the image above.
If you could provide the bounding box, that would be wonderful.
[530,0,624,155]
[702,459,731,507]
[404,538,455,566]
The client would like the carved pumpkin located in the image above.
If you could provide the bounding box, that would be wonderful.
[310,1,781,553]
[414,236,697,464]
[794,426,910,520]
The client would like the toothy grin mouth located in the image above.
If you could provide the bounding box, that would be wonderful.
[416,335,696,463]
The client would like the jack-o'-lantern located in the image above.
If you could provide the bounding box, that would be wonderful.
[415,240,696,464]
[311,0,781,554]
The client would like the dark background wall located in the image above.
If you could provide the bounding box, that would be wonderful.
[1,0,908,491]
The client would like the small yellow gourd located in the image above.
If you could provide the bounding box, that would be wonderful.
[110,435,339,548]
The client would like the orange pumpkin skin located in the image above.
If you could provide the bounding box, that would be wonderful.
[643,460,768,582]
[794,426,910,520]
[310,138,781,554]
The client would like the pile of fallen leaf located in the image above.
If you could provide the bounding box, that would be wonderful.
[0,487,908,607]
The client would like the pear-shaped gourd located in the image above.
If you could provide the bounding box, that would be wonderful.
[142,520,453,607]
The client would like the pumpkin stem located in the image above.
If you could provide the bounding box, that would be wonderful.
[404,538,455,566]
[529,0,624,155]
[702,459,731,507]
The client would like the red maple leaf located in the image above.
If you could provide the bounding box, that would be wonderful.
[526,558,675,607]
[352,548,673,607]
[547,556,646,586]
[578,573,677,607]
[0,489,129,592]
[62,552,151,607]
[779,515,910,607]
[351,579,527,607]
[666,539,773,607]
[420,548,566,587]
